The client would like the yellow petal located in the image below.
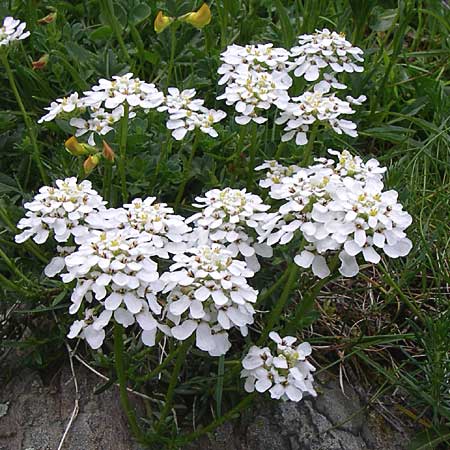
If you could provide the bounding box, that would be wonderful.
[179,3,211,29]
[65,136,88,156]
[154,11,174,33]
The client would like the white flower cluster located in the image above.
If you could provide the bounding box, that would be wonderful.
[241,332,316,401]
[62,227,164,347]
[291,28,364,82]
[15,177,106,245]
[217,44,292,124]
[158,88,226,140]
[217,30,366,144]
[276,90,358,145]
[38,73,164,145]
[257,149,413,278]
[0,16,30,47]
[188,188,273,271]
[162,244,258,356]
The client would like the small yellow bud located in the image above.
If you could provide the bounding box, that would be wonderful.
[102,140,115,162]
[83,154,100,175]
[154,11,174,33]
[65,136,89,156]
[179,3,211,29]
[38,12,57,25]
[32,54,49,70]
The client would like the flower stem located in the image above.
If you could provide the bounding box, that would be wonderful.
[175,393,256,446]
[113,323,143,441]
[257,261,299,345]
[150,134,172,192]
[215,355,225,417]
[302,122,320,166]
[155,336,193,433]
[174,131,200,207]
[246,122,258,190]
[166,25,177,88]
[118,102,129,203]
[1,53,48,184]
[102,161,113,205]
[102,0,131,64]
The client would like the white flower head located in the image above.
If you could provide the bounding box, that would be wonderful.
[257,150,412,278]
[291,28,364,81]
[162,244,258,356]
[188,188,273,271]
[241,333,316,401]
[0,16,30,47]
[15,177,106,245]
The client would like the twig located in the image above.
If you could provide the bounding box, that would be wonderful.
[57,343,80,450]
[73,353,157,403]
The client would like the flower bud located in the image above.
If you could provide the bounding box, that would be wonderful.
[83,154,100,175]
[65,136,89,156]
[32,54,49,70]
[179,3,211,29]
[102,140,115,162]
[38,12,57,25]
[154,11,174,33]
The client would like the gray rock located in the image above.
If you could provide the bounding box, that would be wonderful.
[192,376,411,450]
[0,365,141,450]
[0,365,410,450]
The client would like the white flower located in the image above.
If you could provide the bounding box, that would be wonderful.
[15,177,106,245]
[38,93,82,123]
[162,244,258,356]
[257,149,413,278]
[255,160,301,188]
[83,73,164,110]
[0,16,30,47]
[161,88,226,140]
[67,308,112,349]
[276,91,358,145]
[217,71,290,125]
[188,188,272,271]
[241,333,316,401]
[218,43,293,87]
[290,28,364,81]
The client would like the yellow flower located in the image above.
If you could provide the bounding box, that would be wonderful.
[83,154,100,175]
[154,11,174,33]
[179,3,211,29]
[102,140,115,162]
[65,136,89,156]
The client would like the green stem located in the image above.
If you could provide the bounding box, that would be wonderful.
[255,266,290,307]
[135,344,182,383]
[155,336,193,433]
[257,262,299,345]
[166,25,177,88]
[118,103,129,203]
[175,393,256,446]
[113,323,143,440]
[0,206,48,263]
[1,53,48,184]
[215,355,225,417]
[246,123,258,190]
[103,0,131,64]
[0,246,36,287]
[102,162,113,205]
[174,132,200,207]
[0,272,31,296]
[302,122,320,166]
[150,136,172,192]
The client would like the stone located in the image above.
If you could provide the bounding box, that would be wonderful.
[0,365,142,450]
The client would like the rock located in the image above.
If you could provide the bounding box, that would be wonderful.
[192,376,411,450]
[0,365,142,450]
[0,365,411,450]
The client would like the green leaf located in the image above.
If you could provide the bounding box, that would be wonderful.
[130,3,151,25]
[369,7,398,32]
[90,25,113,41]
